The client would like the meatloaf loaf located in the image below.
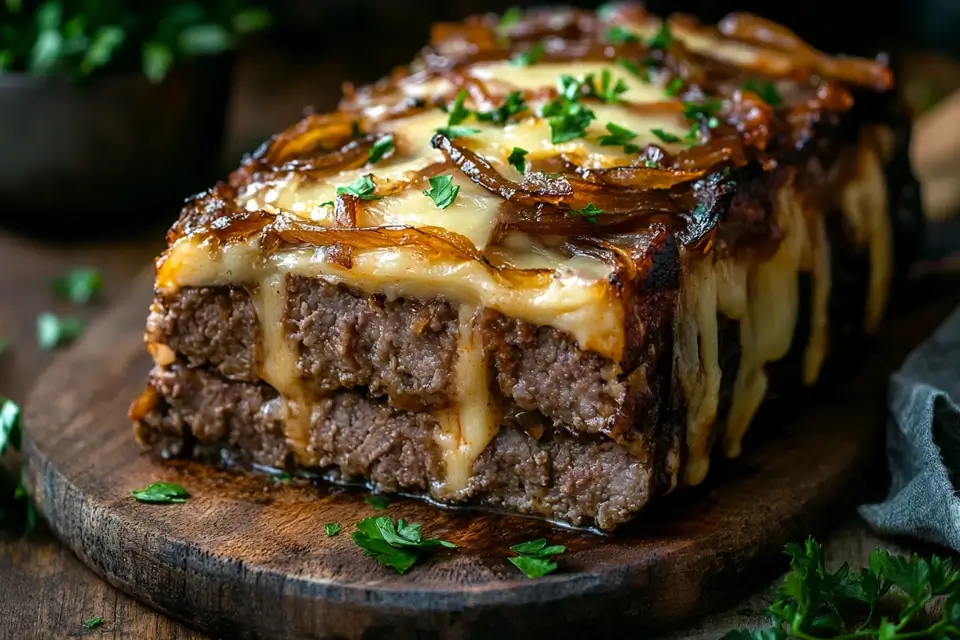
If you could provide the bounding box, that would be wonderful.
[130,4,923,531]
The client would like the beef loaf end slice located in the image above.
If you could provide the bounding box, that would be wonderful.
[134,362,656,531]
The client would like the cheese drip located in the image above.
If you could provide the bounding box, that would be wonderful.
[251,273,314,464]
[676,129,893,483]
[432,305,499,497]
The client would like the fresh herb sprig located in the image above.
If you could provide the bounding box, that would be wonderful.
[36,312,84,350]
[540,75,596,144]
[508,537,566,578]
[0,398,32,532]
[130,481,190,504]
[724,537,960,640]
[0,0,272,83]
[352,516,456,575]
[52,267,103,304]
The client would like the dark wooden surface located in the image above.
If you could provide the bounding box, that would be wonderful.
[1,41,959,640]
[12,252,960,639]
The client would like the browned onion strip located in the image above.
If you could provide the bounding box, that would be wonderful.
[578,165,709,190]
[433,133,694,214]
[263,215,483,262]
[717,13,892,91]
[333,195,358,228]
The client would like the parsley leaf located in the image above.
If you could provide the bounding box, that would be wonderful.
[617,58,649,82]
[651,128,681,144]
[0,399,21,457]
[664,76,683,97]
[367,134,394,165]
[335,175,381,200]
[435,125,480,139]
[352,516,456,574]
[130,482,190,504]
[272,471,292,484]
[445,89,472,126]
[571,203,603,223]
[742,79,782,107]
[508,147,528,173]
[508,537,566,578]
[585,69,628,103]
[541,76,596,144]
[498,7,522,31]
[598,122,640,153]
[365,494,391,509]
[606,25,640,44]
[82,616,104,630]
[725,536,960,640]
[423,175,460,210]
[36,312,84,350]
[511,41,545,67]
[325,522,342,537]
[648,21,673,49]
[52,267,103,304]
[476,91,527,124]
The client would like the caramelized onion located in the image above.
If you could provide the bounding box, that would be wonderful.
[264,215,483,262]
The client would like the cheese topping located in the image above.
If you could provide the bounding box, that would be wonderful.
[151,5,899,495]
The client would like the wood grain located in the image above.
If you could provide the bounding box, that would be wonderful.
[18,266,960,640]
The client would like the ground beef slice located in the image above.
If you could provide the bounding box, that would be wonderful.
[482,312,633,436]
[150,279,654,438]
[285,278,459,412]
[134,363,287,467]
[146,287,260,382]
[134,364,655,530]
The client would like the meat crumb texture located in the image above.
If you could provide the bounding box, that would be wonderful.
[130,3,923,531]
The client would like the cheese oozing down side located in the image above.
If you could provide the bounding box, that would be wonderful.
[152,6,898,496]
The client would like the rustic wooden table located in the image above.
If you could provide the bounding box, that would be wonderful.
[3,43,960,640]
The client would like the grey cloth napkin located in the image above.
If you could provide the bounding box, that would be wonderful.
[859,305,960,549]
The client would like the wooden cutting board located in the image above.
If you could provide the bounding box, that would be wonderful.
[20,272,958,640]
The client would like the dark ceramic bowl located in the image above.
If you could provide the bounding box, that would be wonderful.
[0,56,233,238]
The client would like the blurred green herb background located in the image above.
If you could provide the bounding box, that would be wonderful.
[0,0,272,82]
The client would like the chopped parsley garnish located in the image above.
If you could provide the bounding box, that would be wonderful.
[422,175,460,210]
[367,133,394,165]
[644,159,658,167]
[82,616,105,630]
[585,69,628,103]
[571,203,604,223]
[651,128,682,144]
[741,78,782,106]
[435,125,481,139]
[335,175,381,200]
[541,75,596,144]
[508,537,566,578]
[325,522,342,537]
[0,399,21,459]
[476,91,527,124]
[598,122,640,153]
[36,312,84,350]
[52,267,103,304]
[445,89,472,126]
[511,41,545,67]
[130,482,190,504]
[606,25,640,44]
[365,494,391,509]
[648,21,673,49]
[352,516,456,574]
[507,147,528,173]
[617,58,649,82]
[682,99,722,122]
[664,76,683,97]
[724,536,960,640]
[498,7,522,31]
[272,471,292,484]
